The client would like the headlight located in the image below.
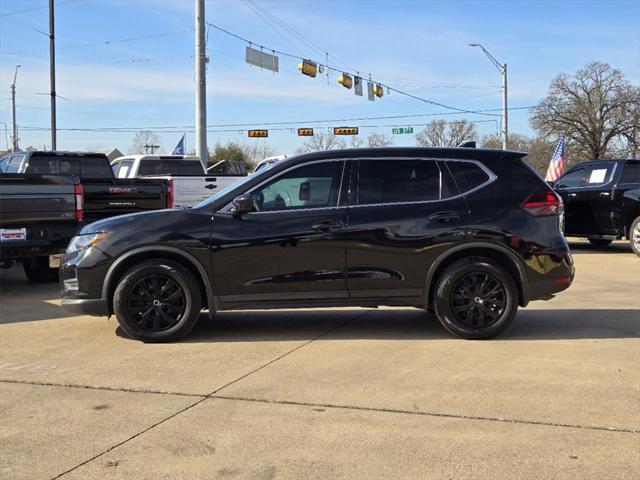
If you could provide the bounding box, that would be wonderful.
[66,232,110,254]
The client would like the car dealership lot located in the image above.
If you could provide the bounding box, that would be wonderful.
[1,241,638,479]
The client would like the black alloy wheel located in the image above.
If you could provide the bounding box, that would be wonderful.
[449,272,507,328]
[127,275,186,332]
[433,257,518,339]
[113,259,203,342]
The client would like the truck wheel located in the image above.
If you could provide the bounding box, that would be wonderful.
[22,257,59,283]
[630,217,640,257]
[433,257,518,340]
[587,238,613,247]
[113,259,202,342]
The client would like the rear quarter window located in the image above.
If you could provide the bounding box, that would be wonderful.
[445,161,490,193]
[620,162,640,184]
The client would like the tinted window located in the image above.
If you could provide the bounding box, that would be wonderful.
[138,160,204,176]
[584,163,615,186]
[251,161,343,212]
[446,161,490,193]
[358,159,441,205]
[209,160,247,176]
[620,162,640,184]
[556,168,586,188]
[26,155,112,177]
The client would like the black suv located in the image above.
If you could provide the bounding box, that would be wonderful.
[60,147,574,342]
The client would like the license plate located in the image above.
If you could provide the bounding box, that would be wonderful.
[49,254,63,268]
[0,228,27,242]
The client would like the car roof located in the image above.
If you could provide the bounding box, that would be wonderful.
[290,147,527,163]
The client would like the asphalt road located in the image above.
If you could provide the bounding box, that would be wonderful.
[1,240,638,479]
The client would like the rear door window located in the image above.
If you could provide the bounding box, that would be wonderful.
[584,162,616,186]
[357,159,442,205]
[445,161,490,193]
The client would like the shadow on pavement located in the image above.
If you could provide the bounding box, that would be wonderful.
[134,307,640,343]
[567,240,633,255]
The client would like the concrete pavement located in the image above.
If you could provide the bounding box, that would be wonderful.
[1,240,638,479]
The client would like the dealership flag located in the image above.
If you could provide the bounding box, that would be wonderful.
[171,134,185,155]
[545,136,566,182]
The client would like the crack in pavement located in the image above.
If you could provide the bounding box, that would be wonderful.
[42,312,362,479]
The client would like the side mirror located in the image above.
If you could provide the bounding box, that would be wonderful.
[299,181,310,201]
[230,194,253,215]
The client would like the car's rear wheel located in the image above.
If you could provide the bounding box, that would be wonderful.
[22,257,59,283]
[113,259,202,342]
[433,257,518,339]
[587,238,613,247]
[630,217,640,257]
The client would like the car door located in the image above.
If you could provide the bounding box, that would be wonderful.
[345,158,467,299]
[556,163,618,235]
[210,160,349,303]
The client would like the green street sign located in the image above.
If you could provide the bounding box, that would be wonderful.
[392,127,414,134]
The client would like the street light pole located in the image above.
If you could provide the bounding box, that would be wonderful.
[195,0,208,168]
[49,0,57,150]
[10,65,21,152]
[470,43,508,150]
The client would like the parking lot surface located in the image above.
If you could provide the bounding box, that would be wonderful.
[1,240,639,479]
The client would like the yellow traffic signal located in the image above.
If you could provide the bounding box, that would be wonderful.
[298,59,317,77]
[338,73,353,89]
[297,128,314,136]
[373,84,384,98]
[333,127,359,135]
[248,129,268,138]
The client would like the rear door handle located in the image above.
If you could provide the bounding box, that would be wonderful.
[312,220,342,233]
[599,192,610,197]
[428,211,460,223]
[567,193,577,197]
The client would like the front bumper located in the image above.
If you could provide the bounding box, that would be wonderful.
[59,246,112,317]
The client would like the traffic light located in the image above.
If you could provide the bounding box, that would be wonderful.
[333,127,359,135]
[248,129,268,138]
[337,73,353,89]
[298,59,318,77]
[373,83,384,98]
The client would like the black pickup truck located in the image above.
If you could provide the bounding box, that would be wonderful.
[553,158,640,255]
[1,151,172,223]
[0,173,82,282]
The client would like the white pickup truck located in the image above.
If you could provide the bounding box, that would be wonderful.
[111,155,247,208]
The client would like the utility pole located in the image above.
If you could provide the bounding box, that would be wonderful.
[49,0,57,150]
[469,43,508,149]
[10,65,21,152]
[195,0,207,168]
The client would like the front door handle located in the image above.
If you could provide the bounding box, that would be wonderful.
[428,211,460,223]
[567,193,577,198]
[312,221,342,233]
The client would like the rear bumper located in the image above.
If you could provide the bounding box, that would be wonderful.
[61,298,109,317]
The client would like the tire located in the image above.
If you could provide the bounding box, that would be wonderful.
[433,257,518,340]
[587,238,613,247]
[22,257,59,283]
[113,259,202,342]
[630,217,640,257]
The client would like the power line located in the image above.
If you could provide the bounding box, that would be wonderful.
[2,28,194,56]
[206,22,501,118]
[0,0,80,17]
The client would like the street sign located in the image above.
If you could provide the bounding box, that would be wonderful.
[333,127,359,135]
[354,76,363,96]
[367,81,375,101]
[392,127,414,134]
[297,128,314,136]
[245,46,279,72]
[248,129,268,138]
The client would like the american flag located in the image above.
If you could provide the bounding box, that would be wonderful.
[545,136,566,182]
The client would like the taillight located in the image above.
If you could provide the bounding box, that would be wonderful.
[522,189,562,216]
[166,179,174,208]
[74,184,84,221]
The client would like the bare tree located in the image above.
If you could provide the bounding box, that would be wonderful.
[530,62,639,160]
[296,132,346,153]
[348,136,364,148]
[130,130,161,154]
[415,120,477,147]
[482,133,556,175]
[367,132,394,147]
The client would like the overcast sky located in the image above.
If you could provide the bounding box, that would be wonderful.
[1,0,638,155]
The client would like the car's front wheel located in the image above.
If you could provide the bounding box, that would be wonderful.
[630,216,640,257]
[113,259,202,342]
[433,257,518,339]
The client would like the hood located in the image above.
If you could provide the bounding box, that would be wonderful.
[79,208,184,234]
